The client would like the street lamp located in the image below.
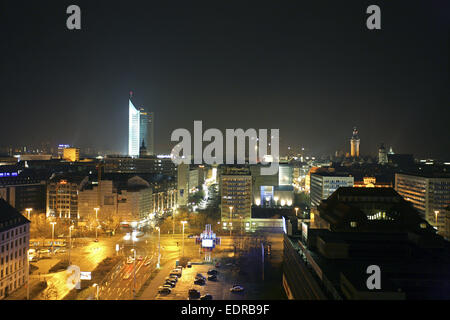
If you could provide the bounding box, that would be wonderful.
[173,210,177,236]
[92,283,99,300]
[131,248,137,298]
[27,249,31,300]
[25,208,32,220]
[155,227,161,268]
[50,222,56,254]
[295,207,299,217]
[434,210,439,228]
[69,225,74,265]
[94,207,100,240]
[229,206,233,238]
[181,221,187,257]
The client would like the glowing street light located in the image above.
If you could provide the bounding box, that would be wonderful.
[50,221,56,254]
[181,221,187,257]
[131,248,137,298]
[434,210,439,228]
[25,208,32,220]
[229,206,233,237]
[92,283,99,300]
[69,225,74,265]
[94,207,100,240]
[155,227,161,268]
[295,207,299,217]
[26,249,32,300]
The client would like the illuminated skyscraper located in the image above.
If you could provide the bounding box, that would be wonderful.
[350,127,360,157]
[139,108,154,156]
[128,99,140,157]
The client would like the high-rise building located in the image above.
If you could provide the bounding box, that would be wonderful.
[220,167,252,229]
[350,127,360,157]
[310,172,354,208]
[395,173,450,235]
[0,199,30,299]
[177,163,190,207]
[139,108,154,156]
[128,99,140,157]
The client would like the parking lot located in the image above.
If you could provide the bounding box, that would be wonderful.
[154,233,286,300]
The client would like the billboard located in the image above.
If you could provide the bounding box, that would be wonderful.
[201,239,214,248]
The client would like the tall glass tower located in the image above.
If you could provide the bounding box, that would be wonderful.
[139,108,154,156]
[128,99,140,157]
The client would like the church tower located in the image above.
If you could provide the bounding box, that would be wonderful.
[350,127,360,157]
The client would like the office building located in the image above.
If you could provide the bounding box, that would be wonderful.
[46,174,88,220]
[103,155,176,176]
[177,163,190,207]
[220,166,252,228]
[310,172,354,208]
[139,108,154,156]
[395,173,450,235]
[128,99,140,157]
[0,170,46,214]
[283,187,449,300]
[62,148,80,162]
[0,199,30,299]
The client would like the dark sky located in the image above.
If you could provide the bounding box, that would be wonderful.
[1,0,449,159]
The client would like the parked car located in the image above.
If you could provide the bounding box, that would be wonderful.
[162,284,172,289]
[187,234,195,238]
[158,286,171,294]
[188,289,201,299]
[200,294,213,300]
[230,285,244,292]
[207,274,217,281]
[207,269,218,275]
[187,262,192,268]
[168,276,178,282]
[165,280,176,287]
[194,278,206,285]
[196,273,206,280]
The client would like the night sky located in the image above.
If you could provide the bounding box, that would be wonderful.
[1,1,449,159]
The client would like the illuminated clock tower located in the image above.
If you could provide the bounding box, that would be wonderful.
[350,127,360,157]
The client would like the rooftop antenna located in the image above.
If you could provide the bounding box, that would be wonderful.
[129,91,133,99]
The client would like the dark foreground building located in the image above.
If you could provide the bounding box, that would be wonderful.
[0,199,30,299]
[283,187,450,300]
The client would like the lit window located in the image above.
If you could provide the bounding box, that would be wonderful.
[350,221,357,228]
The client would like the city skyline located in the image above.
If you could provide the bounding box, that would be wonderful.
[0,1,449,159]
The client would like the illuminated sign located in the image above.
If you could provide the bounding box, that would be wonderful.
[80,272,91,280]
[202,239,214,248]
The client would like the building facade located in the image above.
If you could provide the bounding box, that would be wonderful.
[0,199,30,299]
[128,99,140,157]
[46,175,88,220]
[62,148,80,162]
[220,167,252,229]
[395,173,450,235]
[310,172,354,208]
